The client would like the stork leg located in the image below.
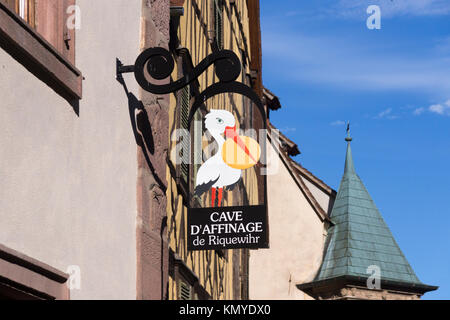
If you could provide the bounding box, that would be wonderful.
[211,188,217,207]
[217,188,223,207]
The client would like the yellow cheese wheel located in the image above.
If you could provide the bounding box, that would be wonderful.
[222,136,261,169]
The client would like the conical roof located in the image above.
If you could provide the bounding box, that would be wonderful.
[315,138,422,284]
[297,131,437,296]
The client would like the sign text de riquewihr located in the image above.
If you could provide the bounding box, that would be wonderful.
[188,205,268,251]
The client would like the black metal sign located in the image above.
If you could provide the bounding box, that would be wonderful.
[189,205,267,250]
[117,47,269,251]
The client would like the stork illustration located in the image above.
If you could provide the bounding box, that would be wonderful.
[194,109,261,207]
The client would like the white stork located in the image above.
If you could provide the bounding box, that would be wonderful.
[194,109,259,207]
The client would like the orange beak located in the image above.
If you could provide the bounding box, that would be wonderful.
[224,125,257,163]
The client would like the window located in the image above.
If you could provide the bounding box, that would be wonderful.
[2,0,35,26]
[170,250,210,300]
[2,0,75,64]
[213,0,223,49]
[0,0,81,101]
[35,0,76,64]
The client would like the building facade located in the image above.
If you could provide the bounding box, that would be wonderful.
[166,0,264,300]
[0,0,263,300]
[0,0,147,299]
[0,0,437,300]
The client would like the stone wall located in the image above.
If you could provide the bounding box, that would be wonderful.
[136,0,171,300]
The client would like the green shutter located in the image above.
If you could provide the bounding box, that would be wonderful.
[214,0,223,49]
[180,85,190,183]
[179,281,192,300]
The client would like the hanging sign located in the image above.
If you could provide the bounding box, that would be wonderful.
[185,71,269,251]
[188,205,267,250]
[118,47,269,251]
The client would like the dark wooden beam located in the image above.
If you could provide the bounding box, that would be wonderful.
[0,2,82,102]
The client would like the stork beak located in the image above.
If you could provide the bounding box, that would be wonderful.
[224,125,257,163]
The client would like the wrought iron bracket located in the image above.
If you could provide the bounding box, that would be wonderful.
[115,46,268,174]
[116,58,135,83]
[116,47,266,121]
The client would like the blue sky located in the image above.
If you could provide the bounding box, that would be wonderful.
[260,0,450,299]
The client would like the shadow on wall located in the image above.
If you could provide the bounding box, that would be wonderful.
[117,72,170,299]
[116,73,167,193]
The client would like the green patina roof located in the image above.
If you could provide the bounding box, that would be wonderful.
[314,135,423,286]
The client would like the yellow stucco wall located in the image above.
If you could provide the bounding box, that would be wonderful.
[166,0,258,300]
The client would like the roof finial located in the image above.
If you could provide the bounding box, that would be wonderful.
[345,121,352,142]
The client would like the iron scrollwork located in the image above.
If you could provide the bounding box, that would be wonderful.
[116,45,268,198]
[116,47,266,125]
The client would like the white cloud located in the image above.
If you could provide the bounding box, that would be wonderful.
[280,0,450,21]
[429,100,450,116]
[331,120,346,126]
[374,108,399,120]
[336,0,450,18]
[413,107,425,115]
[262,31,450,95]
[376,108,392,118]
[429,104,445,114]
[413,100,450,116]
[280,126,297,132]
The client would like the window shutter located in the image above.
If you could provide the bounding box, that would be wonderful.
[178,281,192,300]
[180,84,190,183]
[192,110,202,185]
[34,0,75,64]
[35,0,61,50]
[1,0,34,26]
[27,0,35,28]
[214,0,223,49]
[62,0,75,64]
